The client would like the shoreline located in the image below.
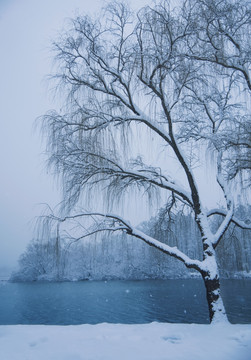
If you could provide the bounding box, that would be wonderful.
[6,272,251,283]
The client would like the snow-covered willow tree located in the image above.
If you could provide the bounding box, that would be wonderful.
[39,0,251,323]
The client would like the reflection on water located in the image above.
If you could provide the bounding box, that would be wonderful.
[0,279,250,325]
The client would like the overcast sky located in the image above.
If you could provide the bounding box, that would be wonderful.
[0,0,155,273]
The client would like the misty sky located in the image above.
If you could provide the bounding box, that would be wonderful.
[0,0,153,272]
[1,0,167,274]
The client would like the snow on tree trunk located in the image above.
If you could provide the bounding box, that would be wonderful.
[201,255,228,324]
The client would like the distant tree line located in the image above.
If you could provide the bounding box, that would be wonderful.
[11,205,251,282]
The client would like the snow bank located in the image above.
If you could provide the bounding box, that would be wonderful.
[0,323,250,360]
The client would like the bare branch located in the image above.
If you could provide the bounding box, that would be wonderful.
[207,209,251,230]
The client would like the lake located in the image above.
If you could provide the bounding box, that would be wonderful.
[0,279,250,325]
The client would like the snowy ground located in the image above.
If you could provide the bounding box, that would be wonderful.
[0,323,251,360]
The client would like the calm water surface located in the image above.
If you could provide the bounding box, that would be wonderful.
[0,279,250,325]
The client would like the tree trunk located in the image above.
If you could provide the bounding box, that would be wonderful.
[201,267,229,324]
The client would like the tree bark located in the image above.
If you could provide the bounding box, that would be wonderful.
[201,267,229,323]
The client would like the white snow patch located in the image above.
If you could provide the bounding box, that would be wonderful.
[0,323,250,360]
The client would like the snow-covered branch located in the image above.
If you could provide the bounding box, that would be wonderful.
[205,151,234,247]
[127,227,204,272]
[212,203,234,248]
[48,211,204,272]
[207,209,251,230]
